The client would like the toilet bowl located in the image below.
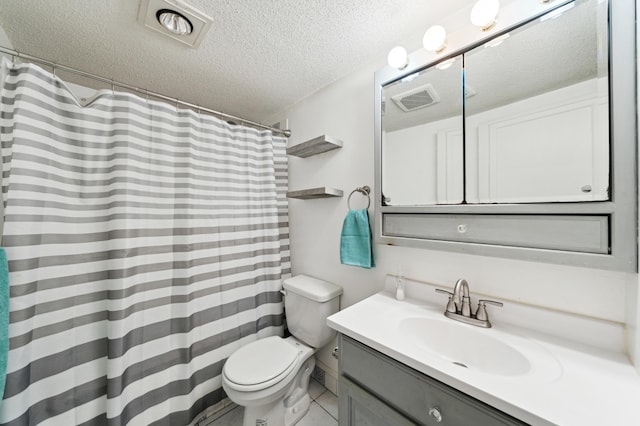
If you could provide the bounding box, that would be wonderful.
[223,336,315,426]
[222,275,342,426]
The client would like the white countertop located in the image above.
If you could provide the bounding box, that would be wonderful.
[327,287,640,425]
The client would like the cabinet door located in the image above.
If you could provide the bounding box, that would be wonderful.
[339,335,528,426]
[339,376,416,426]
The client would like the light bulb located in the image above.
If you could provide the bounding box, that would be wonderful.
[423,25,447,53]
[470,0,500,31]
[387,46,409,70]
[157,9,193,35]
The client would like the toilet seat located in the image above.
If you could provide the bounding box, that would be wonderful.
[223,336,301,392]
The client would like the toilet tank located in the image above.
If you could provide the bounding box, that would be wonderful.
[282,275,342,348]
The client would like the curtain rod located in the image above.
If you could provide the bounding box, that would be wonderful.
[0,45,291,138]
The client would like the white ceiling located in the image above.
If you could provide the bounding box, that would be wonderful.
[0,0,477,125]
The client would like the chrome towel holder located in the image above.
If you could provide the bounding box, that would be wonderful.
[347,186,371,210]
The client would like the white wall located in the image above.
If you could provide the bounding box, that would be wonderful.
[0,22,11,50]
[267,2,639,382]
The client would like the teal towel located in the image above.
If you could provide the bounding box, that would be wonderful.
[340,209,375,269]
[0,248,7,405]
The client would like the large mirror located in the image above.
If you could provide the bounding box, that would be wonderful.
[381,0,609,206]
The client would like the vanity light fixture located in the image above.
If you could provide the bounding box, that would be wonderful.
[470,0,500,31]
[388,46,409,70]
[423,25,448,53]
[156,9,193,35]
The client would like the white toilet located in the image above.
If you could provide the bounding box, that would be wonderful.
[222,275,342,426]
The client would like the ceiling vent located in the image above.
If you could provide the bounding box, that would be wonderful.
[138,0,212,48]
[391,83,440,112]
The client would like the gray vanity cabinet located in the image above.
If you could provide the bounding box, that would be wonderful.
[338,335,527,426]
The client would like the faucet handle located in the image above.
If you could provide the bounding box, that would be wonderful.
[475,299,503,321]
[435,288,457,313]
[479,299,504,307]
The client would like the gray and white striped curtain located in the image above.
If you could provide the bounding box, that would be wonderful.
[0,60,290,425]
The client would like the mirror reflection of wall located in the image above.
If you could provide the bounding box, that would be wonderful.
[465,0,609,204]
[381,0,609,207]
[382,56,463,206]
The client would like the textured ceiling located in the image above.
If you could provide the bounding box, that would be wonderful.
[0,0,477,124]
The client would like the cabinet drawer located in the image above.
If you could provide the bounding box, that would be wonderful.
[339,335,527,426]
[383,213,608,254]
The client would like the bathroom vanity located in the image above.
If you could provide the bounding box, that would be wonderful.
[327,277,640,425]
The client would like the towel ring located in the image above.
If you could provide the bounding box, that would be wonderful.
[347,186,371,210]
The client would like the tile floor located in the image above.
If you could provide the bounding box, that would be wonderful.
[209,379,338,426]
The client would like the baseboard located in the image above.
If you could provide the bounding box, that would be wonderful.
[314,359,338,396]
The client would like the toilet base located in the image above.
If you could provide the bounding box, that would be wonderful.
[240,356,315,426]
[243,402,284,426]
[284,393,310,426]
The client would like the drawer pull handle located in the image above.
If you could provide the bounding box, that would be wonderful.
[428,407,443,423]
[457,224,467,233]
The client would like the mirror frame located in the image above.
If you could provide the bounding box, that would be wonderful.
[373,0,637,272]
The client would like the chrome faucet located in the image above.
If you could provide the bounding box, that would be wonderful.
[436,279,503,328]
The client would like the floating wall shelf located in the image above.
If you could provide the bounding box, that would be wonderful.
[287,187,343,200]
[286,135,343,158]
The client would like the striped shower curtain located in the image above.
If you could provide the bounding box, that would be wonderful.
[0,61,290,425]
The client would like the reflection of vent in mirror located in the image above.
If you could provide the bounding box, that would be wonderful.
[465,85,477,98]
[381,97,386,115]
[391,83,440,112]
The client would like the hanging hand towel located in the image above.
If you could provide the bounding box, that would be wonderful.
[340,209,375,269]
[0,248,8,406]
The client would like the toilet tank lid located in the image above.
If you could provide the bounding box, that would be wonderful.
[283,275,342,302]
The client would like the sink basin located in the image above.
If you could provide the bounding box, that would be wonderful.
[399,317,531,376]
